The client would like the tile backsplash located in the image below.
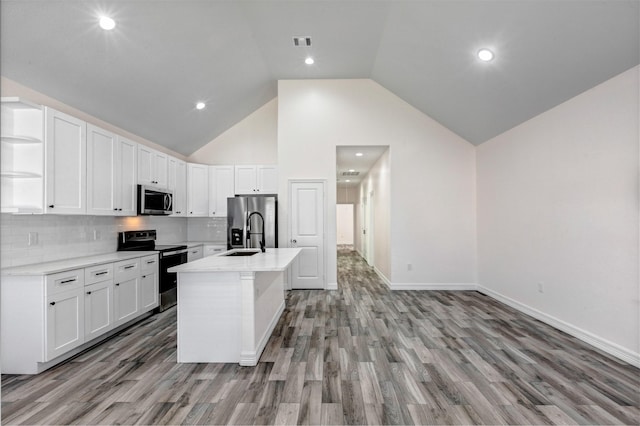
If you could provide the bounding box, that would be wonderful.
[1,214,190,268]
[187,217,227,243]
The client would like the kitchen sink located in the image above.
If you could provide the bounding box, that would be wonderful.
[224,250,260,257]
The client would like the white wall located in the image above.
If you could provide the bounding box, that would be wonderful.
[358,148,391,280]
[477,66,639,362]
[188,98,278,165]
[336,204,354,245]
[278,79,477,288]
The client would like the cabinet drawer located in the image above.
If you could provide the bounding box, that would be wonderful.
[46,269,85,295]
[204,245,226,257]
[141,254,158,273]
[114,259,140,283]
[85,264,114,285]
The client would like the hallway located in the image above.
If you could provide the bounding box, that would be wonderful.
[1,247,639,424]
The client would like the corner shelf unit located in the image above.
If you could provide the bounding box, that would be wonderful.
[1,97,45,214]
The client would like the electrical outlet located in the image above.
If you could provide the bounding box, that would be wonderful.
[28,232,38,246]
[407,263,412,271]
[538,281,544,293]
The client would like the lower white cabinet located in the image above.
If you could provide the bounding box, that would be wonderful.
[188,245,204,262]
[1,253,158,374]
[46,286,85,361]
[204,244,226,257]
[84,280,114,341]
[140,254,159,312]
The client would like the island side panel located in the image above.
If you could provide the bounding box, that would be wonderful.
[239,271,286,366]
[177,271,242,363]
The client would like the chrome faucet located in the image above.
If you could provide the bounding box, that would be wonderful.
[247,211,266,252]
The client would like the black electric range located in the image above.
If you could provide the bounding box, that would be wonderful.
[117,230,188,311]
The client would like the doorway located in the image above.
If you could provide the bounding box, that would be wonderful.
[336,204,354,246]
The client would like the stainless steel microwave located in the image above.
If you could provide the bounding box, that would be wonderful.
[137,185,173,215]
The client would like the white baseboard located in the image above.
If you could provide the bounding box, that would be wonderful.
[240,300,285,366]
[477,285,640,369]
[389,282,478,291]
[326,282,338,290]
[373,266,391,288]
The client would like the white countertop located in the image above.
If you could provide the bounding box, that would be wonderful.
[1,251,158,276]
[169,248,302,273]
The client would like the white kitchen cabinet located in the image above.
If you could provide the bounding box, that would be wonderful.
[1,97,45,214]
[87,128,138,216]
[138,145,168,188]
[84,280,114,341]
[208,165,234,216]
[204,244,226,257]
[234,165,277,194]
[1,253,158,374]
[116,137,138,216]
[113,258,141,327]
[140,254,159,312]
[188,245,203,262]
[86,124,117,215]
[45,268,86,361]
[168,157,187,217]
[84,263,115,341]
[45,107,87,214]
[187,163,209,216]
[46,287,85,361]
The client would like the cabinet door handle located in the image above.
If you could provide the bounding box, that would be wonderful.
[50,301,55,306]
[124,265,135,270]
[118,208,122,211]
[60,278,77,284]
[115,283,120,286]
[86,291,92,295]
[49,205,54,208]
[142,275,147,279]
[95,271,109,276]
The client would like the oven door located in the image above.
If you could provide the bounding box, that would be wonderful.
[159,249,188,310]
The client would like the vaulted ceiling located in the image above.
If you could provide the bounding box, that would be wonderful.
[1,1,638,156]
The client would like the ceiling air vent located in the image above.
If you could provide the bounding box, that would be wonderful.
[342,171,360,176]
[293,36,312,47]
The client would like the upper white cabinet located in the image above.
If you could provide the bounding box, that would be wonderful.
[168,157,187,217]
[187,163,209,217]
[116,137,138,216]
[234,165,277,195]
[138,145,168,188]
[208,165,234,217]
[86,125,117,215]
[1,97,45,214]
[87,126,137,216]
[45,107,87,215]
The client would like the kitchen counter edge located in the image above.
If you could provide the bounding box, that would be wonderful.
[169,248,302,273]
[1,251,159,276]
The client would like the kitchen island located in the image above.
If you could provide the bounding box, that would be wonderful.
[168,248,301,366]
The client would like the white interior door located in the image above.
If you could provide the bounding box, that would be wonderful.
[289,180,325,289]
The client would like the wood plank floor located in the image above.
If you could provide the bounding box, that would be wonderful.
[2,246,639,425]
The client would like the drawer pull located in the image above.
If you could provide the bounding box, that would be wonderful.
[60,278,77,284]
[115,283,120,286]
[95,271,109,276]
[146,260,156,264]
[50,302,55,306]
[124,265,136,270]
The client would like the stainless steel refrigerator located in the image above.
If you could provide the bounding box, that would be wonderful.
[227,195,278,250]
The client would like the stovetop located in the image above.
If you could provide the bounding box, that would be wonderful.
[117,230,186,253]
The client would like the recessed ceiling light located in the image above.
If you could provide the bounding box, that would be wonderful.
[305,57,315,65]
[355,152,363,157]
[477,48,494,62]
[99,16,116,30]
[196,102,206,110]
[345,180,351,183]
[348,169,355,172]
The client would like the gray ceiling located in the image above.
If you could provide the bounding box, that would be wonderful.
[1,1,638,157]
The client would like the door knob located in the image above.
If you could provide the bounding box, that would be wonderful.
[292,239,297,243]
